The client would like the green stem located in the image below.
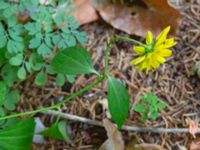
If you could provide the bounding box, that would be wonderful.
[55,107,62,124]
[0,74,105,121]
[0,105,58,121]
[104,36,147,74]
[113,36,147,48]
[105,41,113,75]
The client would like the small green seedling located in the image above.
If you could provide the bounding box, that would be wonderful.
[134,92,166,122]
[194,61,200,78]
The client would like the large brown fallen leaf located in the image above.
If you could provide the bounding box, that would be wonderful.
[98,119,124,150]
[72,0,99,25]
[91,0,181,37]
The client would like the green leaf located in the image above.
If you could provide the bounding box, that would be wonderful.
[51,45,97,75]
[66,75,75,83]
[56,74,65,86]
[0,118,36,150]
[63,34,76,47]
[37,43,51,57]
[41,121,71,143]
[29,36,42,49]
[0,48,6,65]
[4,90,20,111]
[3,7,14,18]
[0,81,7,106]
[151,110,158,120]
[0,108,5,125]
[0,35,7,48]
[75,32,87,43]
[17,67,26,80]
[9,53,23,66]
[29,53,43,71]
[7,16,18,27]
[25,62,32,73]
[45,65,56,74]
[108,77,130,128]
[156,102,166,110]
[34,70,47,86]
[1,64,18,86]
[0,24,7,48]
[134,104,146,113]
[0,118,18,129]
[25,23,41,35]
[0,1,9,10]
[9,30,23,42]
[141,112,148,122]
[7,40,24,54]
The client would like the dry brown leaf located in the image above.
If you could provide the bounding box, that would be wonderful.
[127,143,164,150]
[124,135,164,150]
[98,119,124,150]
[72,0,99,25]
[172,144,187,150]
[190,138,200,150]
[91,0,181,37]
[186,118,199,138]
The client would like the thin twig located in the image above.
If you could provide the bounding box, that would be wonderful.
[41,110,200,134]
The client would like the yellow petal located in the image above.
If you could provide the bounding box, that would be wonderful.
[155,26,171,46]
[151,53,161,68]
[130,56,145,65]
[133,46,145,55]
[155,54,165,64]
[136,60,147,72]
[155,38,176,49]
[164,38,177,47]
[154,48,172,57]
[151,60,160,69]
[145,58,152,74]
[160,49,172,57]
[146,31,153,45]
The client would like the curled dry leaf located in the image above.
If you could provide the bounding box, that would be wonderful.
[190,138,200,150]
[125,139,164,150]
[91,0,181,37]
[72,0,99,25]
[186,118,199,138]
[98,119,124,150]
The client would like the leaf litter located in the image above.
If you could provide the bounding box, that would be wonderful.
[73,0,181,37]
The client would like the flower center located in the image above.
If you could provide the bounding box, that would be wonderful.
[145,41,155,54]
[145,45,153,53]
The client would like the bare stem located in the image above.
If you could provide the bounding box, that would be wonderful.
[43,110,200,134]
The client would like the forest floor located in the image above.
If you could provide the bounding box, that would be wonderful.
[17,0,200,149]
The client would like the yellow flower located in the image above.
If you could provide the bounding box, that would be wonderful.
[130,26,176,74]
